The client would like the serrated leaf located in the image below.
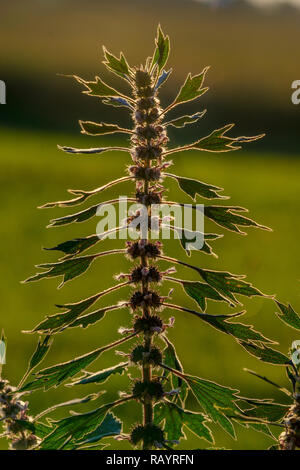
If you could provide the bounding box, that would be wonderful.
[14,420,52,439]
[23,255,97,287]
[179,280,233,311]
[67,306,111,330]
[155,69,172,90]
[40,402,113,449]
[102,97,132,108]
[191,124,264,153]
[204,205,269,234]
[79,120,131,136]
[69,362,128,386]
[275,301,300,331]
[239,342,291,365]
[172,68,209,106]
[20,347,104,392]
[166,173,226,200]
[165,111,206,129]
[154,401,213,444]
[58,145,129,155]
[169,226,220,257]
[40,176,130,209]
[151,25,170,74]
[162,336,188,406]
[36,393,104,420]
[28,335,53,371]
[72,74,129,100]
[242,399,288,423]
[48,204,98,227]
[181,374,239,438]
[45,235,100,256]
[78,412,122,445]
[20,334,135,392]
[197,268,264,304]
[27,290,107,334]
[103,47,131,79]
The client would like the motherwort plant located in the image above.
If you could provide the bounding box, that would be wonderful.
[12,27,300,450]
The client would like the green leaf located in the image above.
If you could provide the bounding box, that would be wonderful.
[40,402,114,449]
[165,111,206,129]
[166,173,227,200]
[204,205,270,234]
[35,393,104,420]
[172,68,209,106]
[239,342,291,365]
[244,368,292,397]
[20,347,104,392]
[23,255,97,288]
[67,307,111,330]
[72,74,129,100]
[14,420,52,439]
[48,204,99,227]
[78,412,122,445]
[102,97,132,108]
[154,401,213,444]
[197,268,264,304]
[20,334,135,392]
[79,120,131,136]
[191,124,264,153]
[102,47,131,79]
[58,145,129,155]
[69,362,128,386]
[179,280,233,311]
[39,176,130,209]
[151,25,170,74]
[170,226,221,257]
[162,336,188,406]
[45,235,100,256]
[26,290,106,334]
[181,374,239,438]
[27,335,53,371]
[155,69,172,90]
[275,301,300,331]
[242,399,288,423]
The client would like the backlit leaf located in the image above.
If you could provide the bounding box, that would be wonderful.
[166,173,227,200]
[151,25,170,73]
[275,301,300,331]
[165,111,206,129]
[69,362,128,386]
[239,342,291,365]
[79,120,131,136]
[102,47,131,79]
[172,68,209,106]
[204,205,270,234]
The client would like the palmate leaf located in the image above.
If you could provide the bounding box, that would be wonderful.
[77,412,122,447]
[166,173,227,200]
[69,362,128,386]
[39,402,114,450]
[239,341,291,365]
[165,111,206,129]
[171,67,209,106]
[19,333,136,392]
[162,336,188,406]
[204,205,270,234]
[39,176,131,209]
[79,120,132,136]
[102,47,131,80]
[154,401,213,444]
[151,25,170,74]
[180,373,240,438]
[155,69,172,90]
[275,301,300,331]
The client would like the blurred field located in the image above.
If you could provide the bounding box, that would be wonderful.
[0,127,299,449]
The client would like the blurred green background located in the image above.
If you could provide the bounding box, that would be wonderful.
[1,0,300,450]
